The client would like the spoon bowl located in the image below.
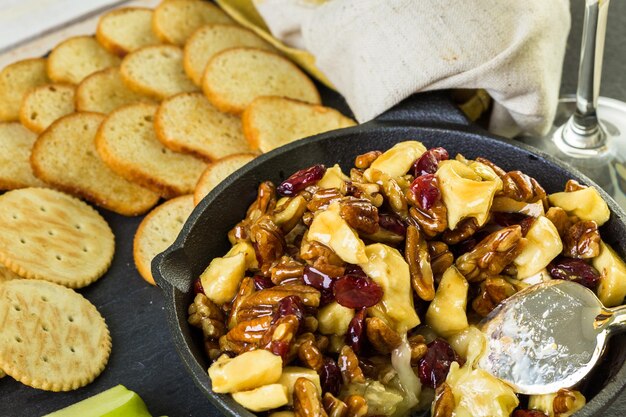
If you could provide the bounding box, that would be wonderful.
[479,279,626,395]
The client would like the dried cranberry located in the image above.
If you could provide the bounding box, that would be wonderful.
[378,212,407,236]
[303,265,335,305]
[412,147,449,177]
[268,340,290,361]
[492,212,535,236]
[346,308,367,353]
[273,295,305,327]
[547,257,601,289]
[277,164,326,196]
[253,274,274,290]
[193,278,205,295]
[334,274,383,309]
[417,339,462,388]
[409,174,441,211]
[512,410,549,417]
[320,357,342,395]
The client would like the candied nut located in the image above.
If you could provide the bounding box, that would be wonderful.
[303,316,319,333]
[365,317,402,353]
[188,293,226,340]
[339,198,379,234]
[500,171,548,208]
[512,411,548,417]
[432,382,454,417]
[472,277,517,317]
[323,393,347,417]
[337,345,365,384]
[237,284,321,323]
[429,241,454,278]
[303,211,315,226]
[355,150,382,169]
[298,338,324,372]
[553,388,585,415]
[204,339,222,361]
[228,277,255,328]
[300,238,346,278]
[442,218,479,245]
[475,157,507,177]
[344,395,368,417]
[546,207,573,237]
[294,377,328,417]
[274,196,308,233]
[456,226,523,282]
[365,168,408,217]
[251,215,286,275]
[408,204,448,238]
[222,316,273,353]
[408,334,428,365]
[262,315,300,360]
[563,220,601,259]
[405,225,435,301]
[565,179,586,192]
[307,188,344,212]
[271,256,306,285]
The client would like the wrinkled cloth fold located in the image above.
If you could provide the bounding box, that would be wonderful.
[254,0,571,137]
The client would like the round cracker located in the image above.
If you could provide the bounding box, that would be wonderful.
[133,194,194,285]
[0,188,115,288]
[0,279,111,391]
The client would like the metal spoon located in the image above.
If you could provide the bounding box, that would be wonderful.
[478,279,626,395]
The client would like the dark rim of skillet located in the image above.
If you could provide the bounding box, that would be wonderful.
[153,93,626,417]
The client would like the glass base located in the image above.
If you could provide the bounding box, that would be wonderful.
[518,96,626,210]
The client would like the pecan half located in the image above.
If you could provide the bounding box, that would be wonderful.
[298,338,324,372]
[261,314,300,360]
[300,238,346,277]
[355,150,382,169]
[546,207,573,237]
[323,393,347,417]
[307,188,344,212]
[429,241,454,279]
[271,256,305,285]
[339,198,379,234]
[456,226,524,282]
[338,345,365,384]
[221,316,273,352]
[432,383,455,417]
[407,191,448,237]
[367,169,408,218]
[565,179,586,192]
[442,218,479,245]
[475,157,507,178]
[405,225,435,301]
[563,220,600,259]
[365,317,402,353]
[294,378,328,417]
[500,171,549,209]
[250,215,285,275]
[229,182,278,244]
[227,277,255,328]
[188,293,226,340]
[344,395,368,417]
[408,334,428,365]
[472,277,517,317]
[237,284,321,323]
[553,389,582,415]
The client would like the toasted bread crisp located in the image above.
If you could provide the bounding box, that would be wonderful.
[120,45,197,100]
[47,36,120,84]
[184,24,275,86]
[155,92,251,161]
[76,67,151,114]
[203,48,320,114]
[0,122,45,190]
[0,188,114,288]
[19,83,76,134]
[194,153,256,205]
[96,7,160,56]
[243,96,356,153]
[31,112,160,216]
[0,279,111,391]
[152,0,233,46]
[0,58,50,122]
[133,194,194,285]
[96,103,207,198]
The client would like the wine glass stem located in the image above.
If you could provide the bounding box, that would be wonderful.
[563,0,610,150]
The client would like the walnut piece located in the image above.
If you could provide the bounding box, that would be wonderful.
[472,277,517,317]
[405,225,435,301]
[563,220,601,259]
[500,171,549,209]
[188,293,226,340]
[442,218,479,245]
[294,377,328,417]
[365,317,403,353]
[300,238,346,277]
[455,225,524,282]
[564,179,586,192]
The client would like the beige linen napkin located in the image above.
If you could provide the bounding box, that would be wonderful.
[253,0,570,137]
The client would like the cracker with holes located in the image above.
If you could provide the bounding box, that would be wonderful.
[0,279,111,391]
[133,194,194,284]
[0,188,115,288]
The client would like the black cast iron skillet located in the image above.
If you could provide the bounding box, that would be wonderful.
[153,92,626,417]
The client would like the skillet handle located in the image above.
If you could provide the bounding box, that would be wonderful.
[375,91,471,127]
[152,247,193,294]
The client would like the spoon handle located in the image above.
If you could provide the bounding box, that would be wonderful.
[601,304,626,334]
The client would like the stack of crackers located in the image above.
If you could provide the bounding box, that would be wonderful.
[0,0,355,393]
